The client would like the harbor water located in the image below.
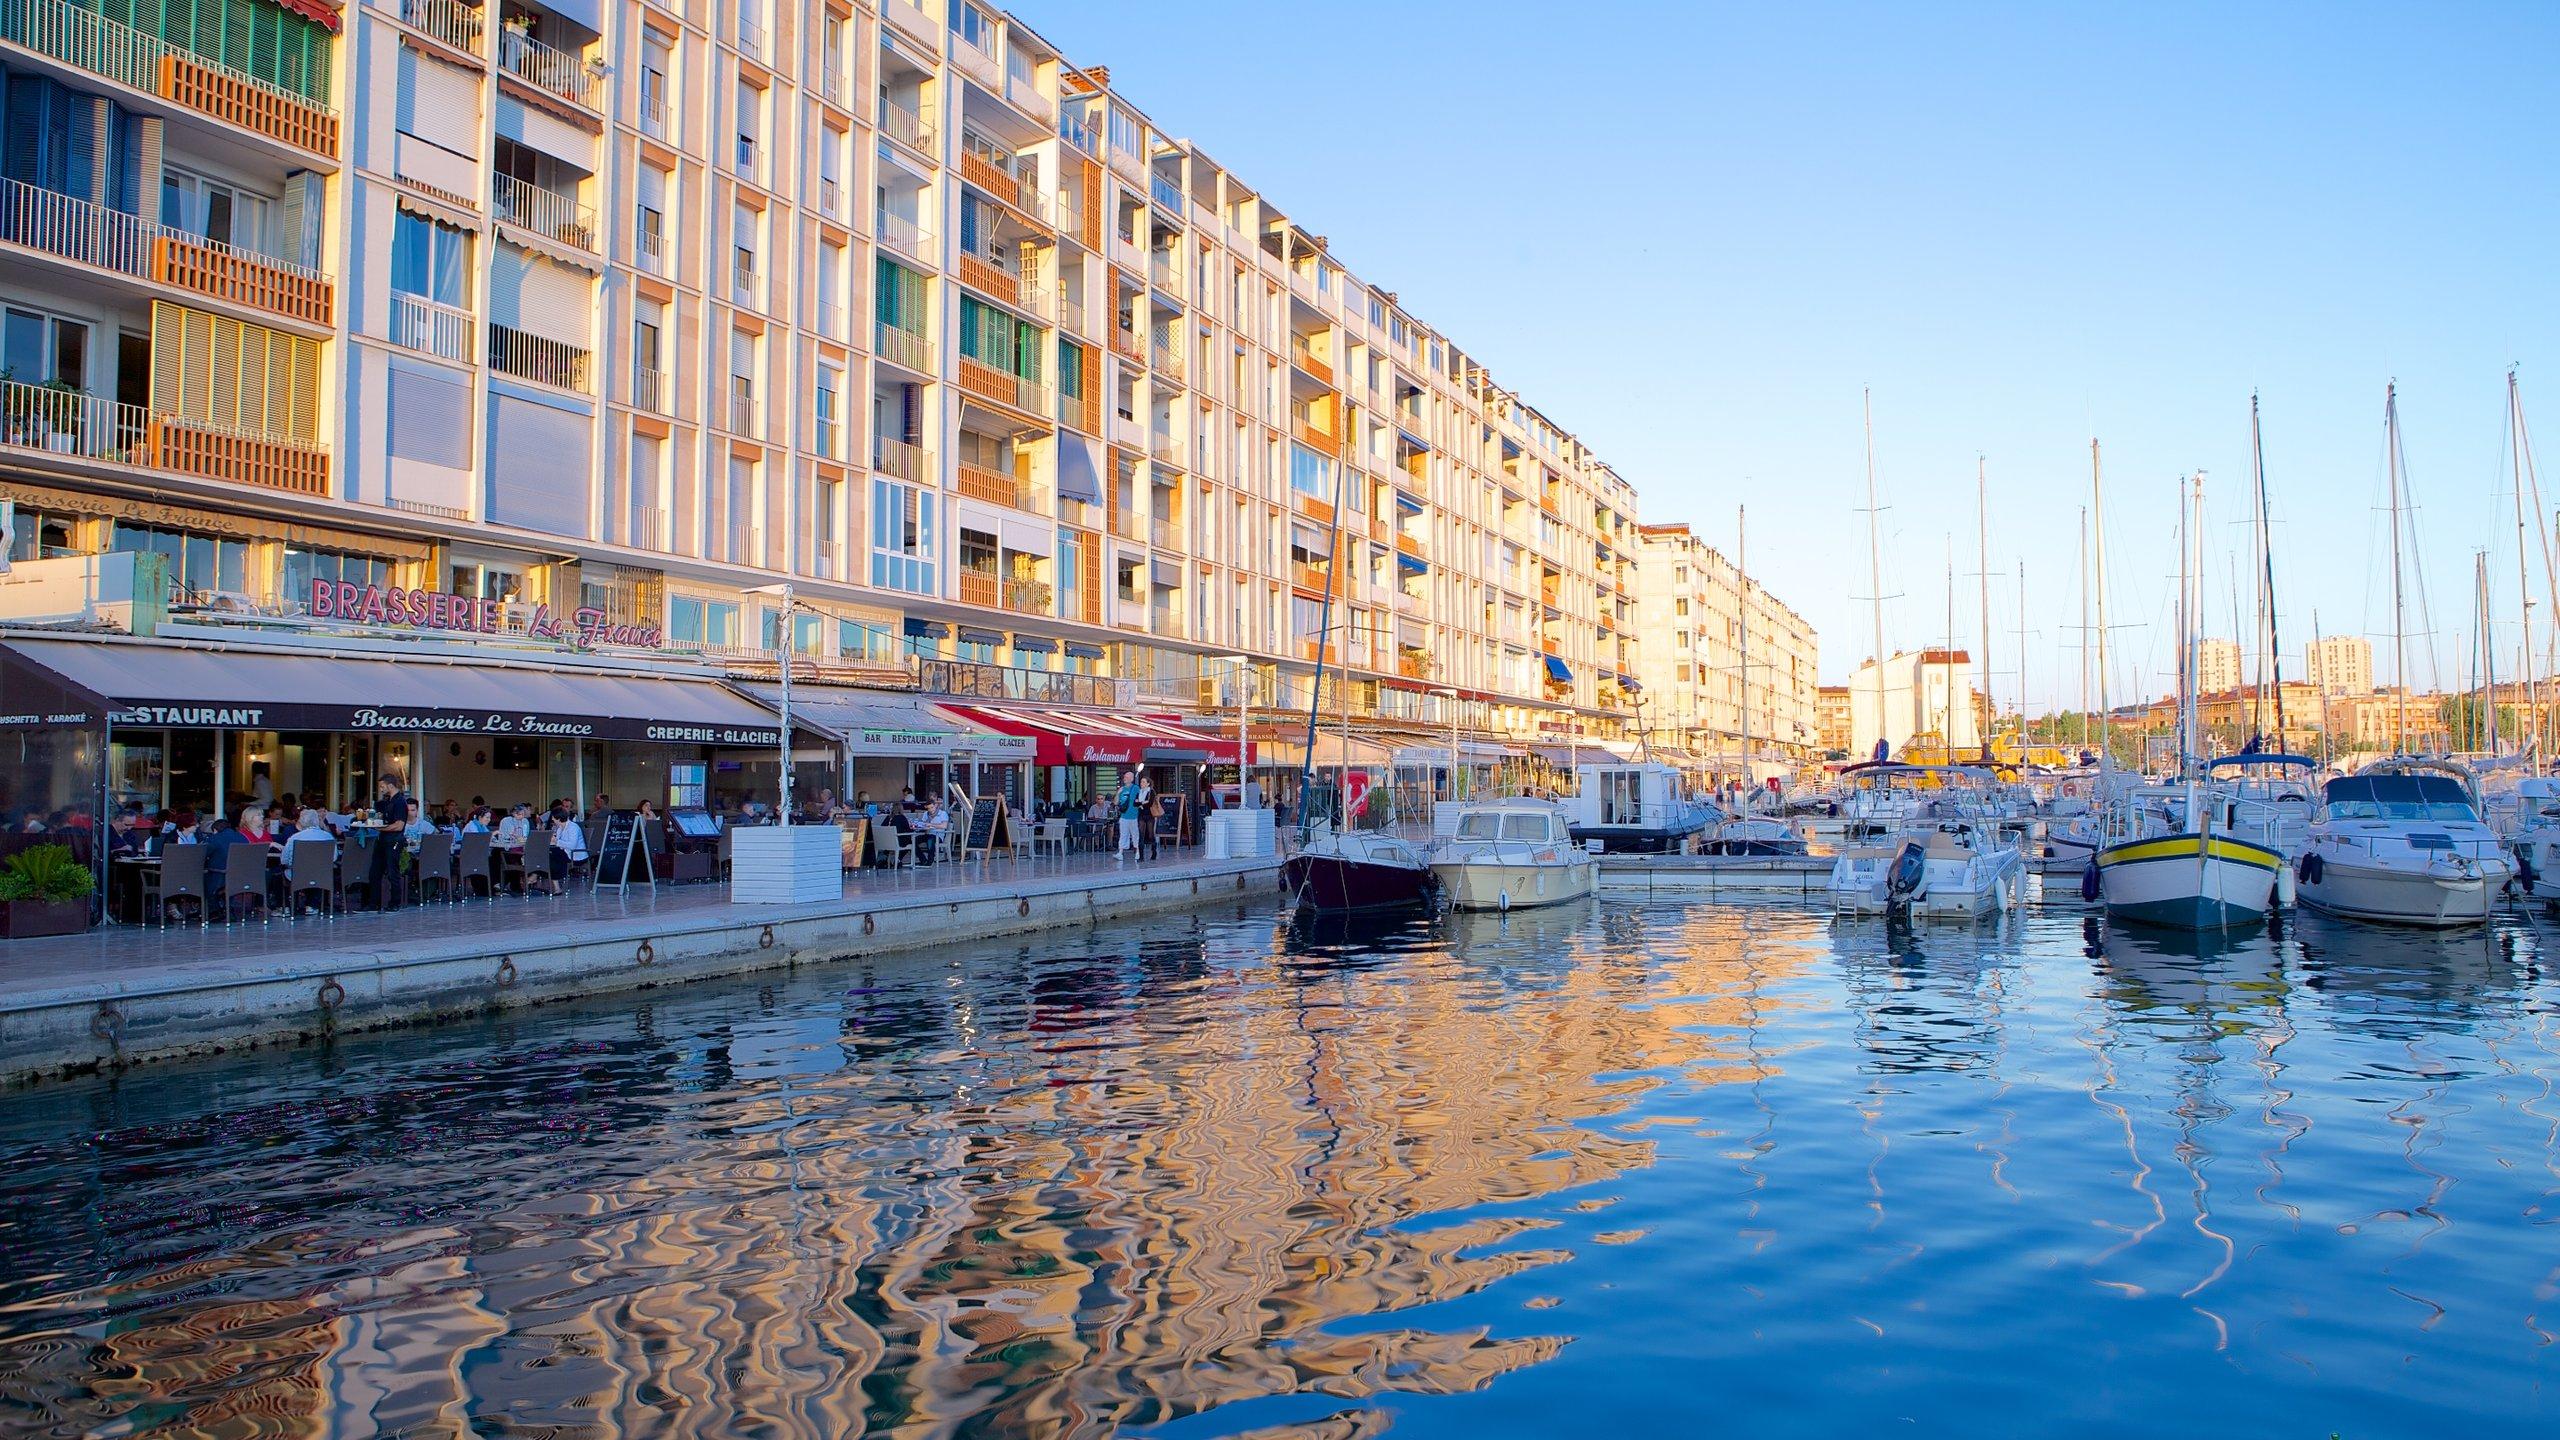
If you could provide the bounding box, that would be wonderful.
[2,896,2556,1436]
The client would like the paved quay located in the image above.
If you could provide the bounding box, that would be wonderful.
[0,849,1286,1087]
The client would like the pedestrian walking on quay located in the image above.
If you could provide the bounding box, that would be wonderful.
[1137,775,1159,861]
[1113,769,1141,860]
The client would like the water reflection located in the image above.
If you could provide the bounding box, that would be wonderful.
[1,899,2558,1437]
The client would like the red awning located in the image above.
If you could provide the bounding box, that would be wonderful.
[936,704,1250,768]
[277,0,344,32]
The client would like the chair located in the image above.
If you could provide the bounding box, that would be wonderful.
[716,824,733,881]
[338,834,383,910]
[521,828,555,895]
[456,832,495,900]
[287,841,337,918]
[222,839,272,923]
[157,844,208,927]
[413,832,457,903]
[1033,820,1069,861]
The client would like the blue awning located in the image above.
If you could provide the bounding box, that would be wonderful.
[1057,434,1104,503]
[1619,674,1643,692]
[1543,655,1573,683]
[1063,641,1107,660]
[958,626,1006,646]
[1395,551,1427,572]
[904,618,949,639]
[1011,635,1059,653]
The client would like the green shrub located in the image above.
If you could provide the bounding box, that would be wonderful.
[0,845,96,904]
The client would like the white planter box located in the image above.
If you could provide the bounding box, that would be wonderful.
[1206,808,1275,860]
[729,824,843,904]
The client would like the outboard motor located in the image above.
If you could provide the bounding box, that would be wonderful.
[1885,839,1928,910]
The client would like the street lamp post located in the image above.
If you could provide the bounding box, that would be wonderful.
[1216,654,1253,806]
[1433,683,1459,816]
[745,581,800,825]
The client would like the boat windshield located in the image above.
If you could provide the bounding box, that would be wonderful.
[1501,814,1552,842]
[2322,774,2480,822]
[1457,813,1505,840]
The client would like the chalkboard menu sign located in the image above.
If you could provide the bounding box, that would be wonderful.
[839,817,870,870]
[1153,793,1187,844]
[593,811,655,889]
[963,795,1011,857]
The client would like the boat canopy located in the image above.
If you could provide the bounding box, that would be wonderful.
[2321,773,2480,822]
[2207,753,2318,770]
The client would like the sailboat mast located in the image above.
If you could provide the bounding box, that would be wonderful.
[2513,370,2541,770]
[2387,383,2409,753]
[2477,550,2495,754]
[1738,504,1751,789]
[1977,458,1993,762]
[2313,609,2333,770]
[2078,508,2090,748]
[2181,473,2199,779]
[2017,560,2028,755]
[1944,535,1956,750]
[2093,440,2112,765]
[1863,389,1888,760]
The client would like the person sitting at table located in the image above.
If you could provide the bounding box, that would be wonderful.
[403,808,438,847]
[496,804,533,850]
[461,806,494,834]
[873,803,914,867]
[543,805,590,891]
[288,811,335,849]
[898,787,921,813]
[919,800,951,861]
[237,805,277,845]
[636,799,661,824]
[586,793,613,828]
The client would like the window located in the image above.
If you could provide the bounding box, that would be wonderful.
[876,258,927,336]
[761,607,821,654]
[635,165,669,272]
[952,0,995,50]
[735,80,763,176]
[729,329,757,433]
[727,455,755,561]
[5,508,75,563]
[815,364,843,458]
[670,596,741,648]
[632,301,664,399]
[161,169,277,260]
[112,523,247,597]
[870,478,936,593]
[817,241,845,334]
[627,431,662,545]
[280,546,388,603]
[732,204,759,300]
[390,211,470,306]
[1,306,88,388]
[639,33,672,135]
[1288,442,1333,500]
[819,125,845,214]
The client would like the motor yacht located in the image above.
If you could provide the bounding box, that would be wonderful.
[1429,800,1596,911]
[1284,821,1438,913]
[2296,760,2513,927]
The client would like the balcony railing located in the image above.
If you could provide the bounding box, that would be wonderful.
[875,324,933,374]
[729,380,756,436]
[402,0,482,53]
[0,176,330,325]
[1058,112,1098,157]
[1147,252,1179,293]
[736,14,765,57]
[1150,517,1181,551]
[879,97,935,158]
[1,0,338,156]
[1148,432,1184,468]
[957,358,1052,419]
[873,436,928,483]
[876,212,934,262]
[732,257,760,304]
[639,92,669,138]
[958,568,999,609]
[2,378,149,466]
[635,224,666,273]
[1148,172,1184,215]
[390,293,475,361]
[958,246,1028,307]
[631,366,665,413]
[1289,335,1334,384]
[959,137,1046,221]
[1001,577,1051,614]
[489,323,590,391]
[492,174,596,250]
[817,300,845,339]
[957,462,1044,513]
[819,175,842,217]
[500,28,599,110]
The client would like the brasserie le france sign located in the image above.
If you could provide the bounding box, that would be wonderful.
[308,581,663,650]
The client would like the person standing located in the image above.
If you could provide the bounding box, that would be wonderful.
[366,775,411,910]
[1112,769,1141,860]
[1136,774,1159,861]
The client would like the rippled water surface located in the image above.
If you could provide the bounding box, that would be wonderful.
[5,898,2560,1437]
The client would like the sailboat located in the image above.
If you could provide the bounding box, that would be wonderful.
[1283,451,1436,913]
[2094,472,2284,929]
[2297,385,2514,925]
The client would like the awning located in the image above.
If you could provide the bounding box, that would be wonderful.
[1063,641,1107,660]
[1256,733,1397,769]
[735,683,1030,758]
[957,626,1006,646]
[4,637,804,747]
[937,702,1252,767]
[1543,655,1573,683]
[904,618,949,640]
[1150,557,1181,588]
[1057,434,1104,504]
[1010,635,1059,653]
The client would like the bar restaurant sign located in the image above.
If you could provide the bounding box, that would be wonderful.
[308,580,664,650]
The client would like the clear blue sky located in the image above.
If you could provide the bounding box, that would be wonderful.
[1016,0,2560,710]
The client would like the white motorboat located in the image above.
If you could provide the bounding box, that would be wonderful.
[1430,800,1596,911]
[1828,821,2024,917]
[1561,761,1718,854]
[2206,752,2322,860]
[2501,776,2560,900]
[2296,760,2513,927]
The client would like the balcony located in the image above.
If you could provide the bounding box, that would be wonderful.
[819,175,842,218]
[959,140,1045,222]
[402,0,483,53]
[1148,431,1183,469]
[1288,335,1334,384]
[958,246,1032,309]
[500,27,599,110]
[1001,576,1051,614]
[1148,172,1184,216]
[1148,343,1184,385]
[877,212,934,263]
[634,224,666,274]
[1291,419,1339,456]
[489,323,590,391]
[631,366,666,413]
[875,323,933,374]
[736,14,765,59]
[1058,112,1098,157]
[732,257,760,306]
[0,177,331,327]
[878,97,935,160]
[390,293,475,362]
[1291,559,1331,593]
[957,358,1052,419]
[1150,517,1182,552]
[492,175,596,251]
[2,378,331,496]
[957,461,1043,513]
[817,300,845,339]
[1147,251,1179,294]
[873,436,929,483]
[728,380,756,436]
[639,92,668,139]
[958,569,998,609]
[1,0,339,158]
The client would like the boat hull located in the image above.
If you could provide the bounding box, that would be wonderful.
[2095,832,2281,931]
[1430,859,1594,911]
[1284,853,1437,913]
[2300,854,2502,928]
[1567,825,1702,855]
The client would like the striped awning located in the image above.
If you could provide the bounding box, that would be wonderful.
[935,703,1250,767]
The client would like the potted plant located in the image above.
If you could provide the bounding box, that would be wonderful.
[0,844,95,938]
[36,377,84,453]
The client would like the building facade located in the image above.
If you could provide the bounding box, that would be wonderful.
[1847,648,1980,760]
[2306,634,2374,695]
[1629,523,1817,768]
[2193,637,2242,697]
[0,0,1809,824]
[1815,684,1851,756]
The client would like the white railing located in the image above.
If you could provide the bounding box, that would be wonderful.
[401,0,482,53]
[492,174,596,250]
[736,14,765,58]
[876,212,933,261]
[499,27,598,109]
[1,377,149,464]
[873,436,928,483]
[729,380,756,436]
[635,223,666,273]
[819,176,842,217]
[489,323,589,391]
[639,92,669,138]
[389,292,475,361]
[876,324,933,373]
[733,258,760,303]
[878,97,934,156]
[631,366,665,413]
[817,300,844,338]
[0,174,321,283]
[1,0,336,111]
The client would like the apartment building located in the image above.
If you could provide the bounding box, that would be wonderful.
[2194,637,2242,696]
[1,0,1812,820]
[1847,648,1981,759]
[1630,523,1819,766]
[2306,634,2374,695]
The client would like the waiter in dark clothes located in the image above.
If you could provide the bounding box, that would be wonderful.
[367,775,411,909]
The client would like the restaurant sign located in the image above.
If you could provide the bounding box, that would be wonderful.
[308,581,664,650]
[96,700,781,746]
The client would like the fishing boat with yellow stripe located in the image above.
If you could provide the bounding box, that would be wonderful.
[2094,830,2283,929]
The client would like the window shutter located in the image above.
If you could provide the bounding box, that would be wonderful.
[486,393,594,537]
[148,301,319,439]
[396,46,480,156]
[389,361,472,469]
[487,242,591,344]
